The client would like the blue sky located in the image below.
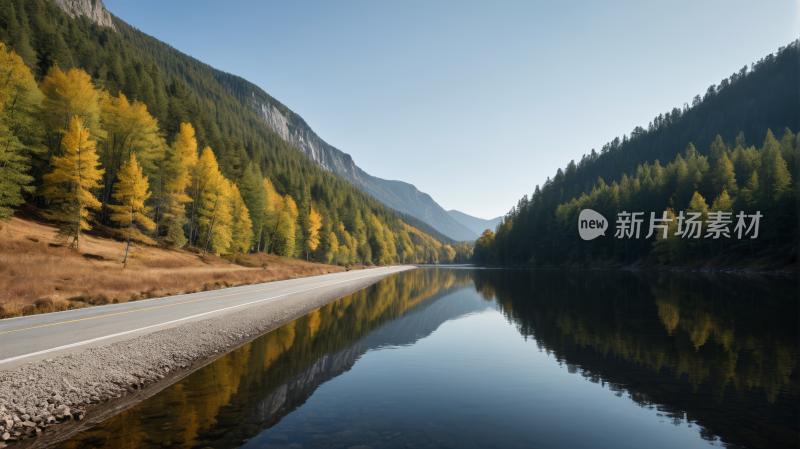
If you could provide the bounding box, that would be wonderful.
[105,0,798,219]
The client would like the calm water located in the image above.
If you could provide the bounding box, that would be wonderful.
[58,268,798,449]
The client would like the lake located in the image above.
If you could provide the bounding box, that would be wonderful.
[57,268,798,449]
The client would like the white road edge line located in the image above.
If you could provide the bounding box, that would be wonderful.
[0,268,402,366]
[0,266,390,323]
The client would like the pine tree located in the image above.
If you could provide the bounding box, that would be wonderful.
[40,67,103,159]
[273,195,299,257]
[651,208,681,264]
[189,146,217,246]
[685,191,710,257]
[41,117,104,251]
[228,182,253,254]
[109,153,155,267]
[710,190,733,255]
[739,172,760,210]
[160,123,197,247]
[763,137,792,203]
[324,230,338,264]
[196,148,232,259]
[0,43,40,219]
[263,177,284,252]
[367,213,387,265]
[99,92,162,210]
[305,204,322,260]
[239,163,267,250]
[709,135,738,195]
[779,127,796,175]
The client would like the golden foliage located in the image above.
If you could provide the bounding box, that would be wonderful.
[40,67,103,156]
[109,153,155,264]
[40,117,104,250]
[305,205,322,252]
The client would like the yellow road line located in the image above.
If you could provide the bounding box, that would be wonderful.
[0,283,299,336]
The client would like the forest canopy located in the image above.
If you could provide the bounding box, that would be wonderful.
[474,41,799,267]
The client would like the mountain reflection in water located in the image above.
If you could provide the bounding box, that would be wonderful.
[58,268,797,449]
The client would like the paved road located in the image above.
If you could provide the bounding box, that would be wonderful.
[0,266,412,370]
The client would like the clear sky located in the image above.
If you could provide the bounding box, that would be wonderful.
[105,0,798,219]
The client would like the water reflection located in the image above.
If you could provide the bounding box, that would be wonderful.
[476,269,798,448]
[58,268,797,449]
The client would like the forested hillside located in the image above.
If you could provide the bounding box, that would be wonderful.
[0,0,462,265]
[474,41,799,268]
[107,2,477,242]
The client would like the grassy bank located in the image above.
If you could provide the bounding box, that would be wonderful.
[0,217,365,319]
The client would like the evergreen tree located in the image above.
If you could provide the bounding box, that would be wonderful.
[98,92,162,222]
[160,123,197,246]
[262,177,284,252]
[709,190,733,255]
[109,153,155,266]
[273,195,297,258]
[0,42,39,219]
[228,182,253,254]
[40,117,104,251]
[239,163,267,250]
[304,204,322,260]
[196,147,232,258]
[324,230,338,264]
[709,135,738,195]
[39,67,103,159]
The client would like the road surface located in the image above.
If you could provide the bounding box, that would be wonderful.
[0,266,412,371]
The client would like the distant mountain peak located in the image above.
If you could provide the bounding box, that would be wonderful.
[447,210,502,236]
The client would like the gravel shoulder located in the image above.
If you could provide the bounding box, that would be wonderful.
[0,266,414,449]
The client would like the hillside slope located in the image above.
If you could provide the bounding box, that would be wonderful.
[0,0,462,267]
[253,98,479,241]
[447,210,502,236]
[474,41,800,269]
[41,0,478,242]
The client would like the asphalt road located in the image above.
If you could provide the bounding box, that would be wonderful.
[0,266,412,370]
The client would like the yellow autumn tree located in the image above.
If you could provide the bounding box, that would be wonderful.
[228,183,253,254]
[99,92,162,211]
[189,146,217,246]
[196,148,232,259]
[41,117,104,251]
[304,204,322,260]
[262,177,283,250]
[336,221,357,266]
[161,123,197,247]
[324,231,338,264]
[40,67,103,159]
[109,153,155,266]
[0,43,41,219]
[272,195,297,257]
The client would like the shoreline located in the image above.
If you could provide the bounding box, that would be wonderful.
[0,267,413,449]
[463,264,798,277]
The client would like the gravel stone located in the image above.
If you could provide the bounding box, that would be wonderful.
[0,268,409,446]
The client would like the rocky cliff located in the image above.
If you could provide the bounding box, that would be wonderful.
[54,0,116,31]
[252,94,478,242]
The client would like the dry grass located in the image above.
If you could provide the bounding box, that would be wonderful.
[0,217,362,319]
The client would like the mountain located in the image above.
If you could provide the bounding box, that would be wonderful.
[53,0,115,30]
[0,0,472,265]
[28,0,478,242]
[251,90,479,242]
[447,210,502,236]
